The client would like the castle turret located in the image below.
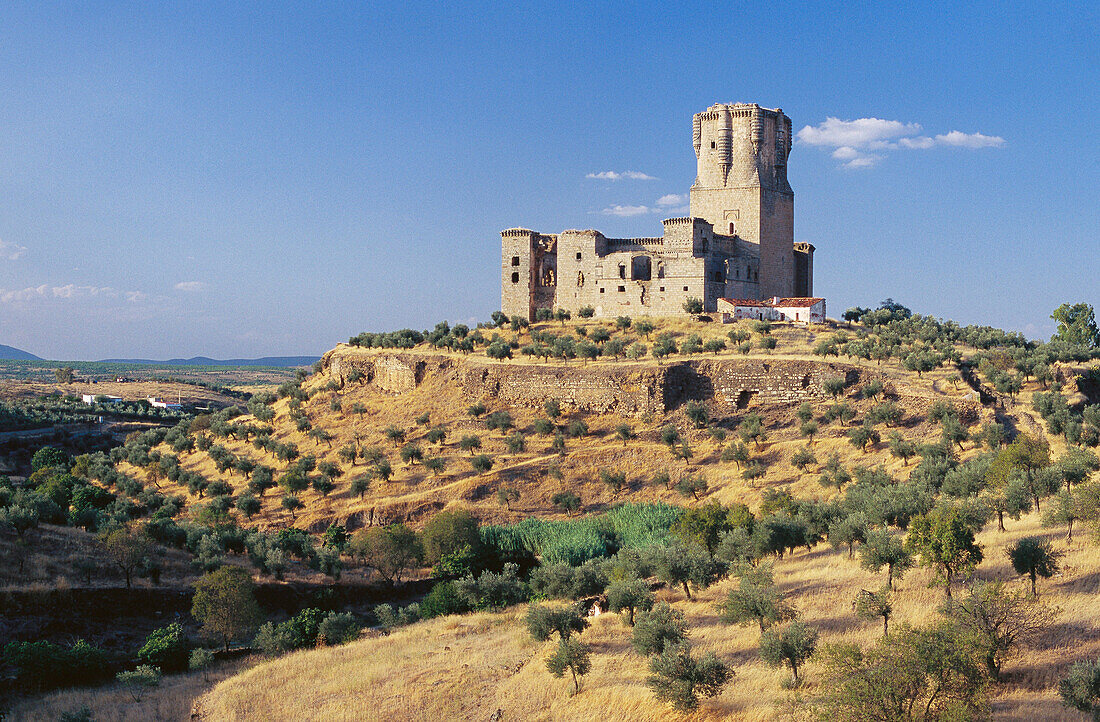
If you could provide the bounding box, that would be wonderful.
[690,103,794,300]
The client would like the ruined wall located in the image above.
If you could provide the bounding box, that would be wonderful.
[325,346,876,417]
[323,348,429,393]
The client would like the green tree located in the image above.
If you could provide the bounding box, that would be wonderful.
[100,526,154,589]
[526,604,588,641]
[947,581,1057,681]
[497,485,520,509]
[458,434,482,455]
[685,400,709,428]
[905,507,984,600]
[350,524,424,582]
[633,601,688,655]
[191,567,262,651]
[790,446,817,471]
[552,491,581,515]
[716,564,795,632]
[759,619,818,685]
[350,475,371,498]
[1051,302,1100,347]
[546,637,591,695]
[859,528,913,590]
[647,642,731,712]
[137,622,191,672]
[1007,536,1062,596]
[1059,656,1100,720]
[682,297,704,314]
[854,586,893,636]
[606,578,654,626]
[116,665,162,702]
[422,508,481,565]
[818,623,988,721]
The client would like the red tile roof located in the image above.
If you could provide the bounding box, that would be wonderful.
[718,298,768,307]
[772,297,825,308]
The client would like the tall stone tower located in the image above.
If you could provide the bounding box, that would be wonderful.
[689,103,795,300]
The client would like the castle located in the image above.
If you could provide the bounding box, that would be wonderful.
[501,103,816,320]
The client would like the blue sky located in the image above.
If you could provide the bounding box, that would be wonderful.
[0,2,1096,360]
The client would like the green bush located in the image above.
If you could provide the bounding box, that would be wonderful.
[419,580,471,619]
[136,622,191,673]
[3,639,113,691]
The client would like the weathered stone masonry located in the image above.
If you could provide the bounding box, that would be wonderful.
[323,347,873,417]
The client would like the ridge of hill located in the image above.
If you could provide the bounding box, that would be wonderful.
[0,343,41,360]
[97,355,319,367]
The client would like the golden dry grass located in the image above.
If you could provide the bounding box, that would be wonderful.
[131,317,1023,536]
[196,511,1099,721]
[8,657,256,722]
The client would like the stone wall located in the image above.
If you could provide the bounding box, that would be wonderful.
[324,346,875,416]
[323,348,431,393]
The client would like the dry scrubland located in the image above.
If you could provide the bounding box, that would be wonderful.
[122,319,1030,534]
[12,317,1099,720]
[198,512,1100,721]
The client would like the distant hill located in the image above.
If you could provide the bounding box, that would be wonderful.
[0,344,42,361]
[97,355,320,368]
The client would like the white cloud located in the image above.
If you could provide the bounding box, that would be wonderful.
[797,117,921,149]
[655,193,686,207]
[898,136,935,149]
[586,170,657,181]
[601,204,652,217]
[934,130,1006,148]
[831,146,883,169]
[0,284,123,303]
[174,281,206,292]
[798,115,1006,169]
[0,239,27,261]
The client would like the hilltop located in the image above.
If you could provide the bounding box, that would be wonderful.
[0,344,41,361]
[7,308,1100,720]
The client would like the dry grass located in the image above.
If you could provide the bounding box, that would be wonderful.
[8,657,256,722]
[195,511,1098,721]
[130,318,1018,536]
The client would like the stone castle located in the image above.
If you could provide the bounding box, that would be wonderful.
[501,103,816,320]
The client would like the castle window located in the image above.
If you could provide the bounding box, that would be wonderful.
[618,264,626,279]
[632,256,651,281]
[600,288,605,293]
[618,286,625,292]
[710,141,716,149]
[576,252,582,260]
[736,269,740,279]
[683,286,689,292]
[511,256,520,267]
[659,286,665,292]
[713,271,723,282]
[511,272,519,284]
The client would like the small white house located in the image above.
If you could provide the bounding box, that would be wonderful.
[770,297,827,324]
[717,296,826,324]
[82,394,123,405]
[147,396,183,411]
[716,298,772,321]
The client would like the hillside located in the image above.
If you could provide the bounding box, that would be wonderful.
[0,344,41,361]
[195,511,1099,721]
[8,311,1100,720]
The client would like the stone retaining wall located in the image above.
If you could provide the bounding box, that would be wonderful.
[323,346,879,415]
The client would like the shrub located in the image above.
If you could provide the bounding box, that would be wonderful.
[116,664,161,702]
[759,620,818,685]
[526,604,588,641]
[420,580,471,618]
[136,622,191,673]
[633,601,687,655]
[318,612,362,645]
[647,642,730,712]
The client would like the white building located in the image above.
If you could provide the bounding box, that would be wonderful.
[147,396,183,411]
[717,296,826,324]
[82,394,123,405]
